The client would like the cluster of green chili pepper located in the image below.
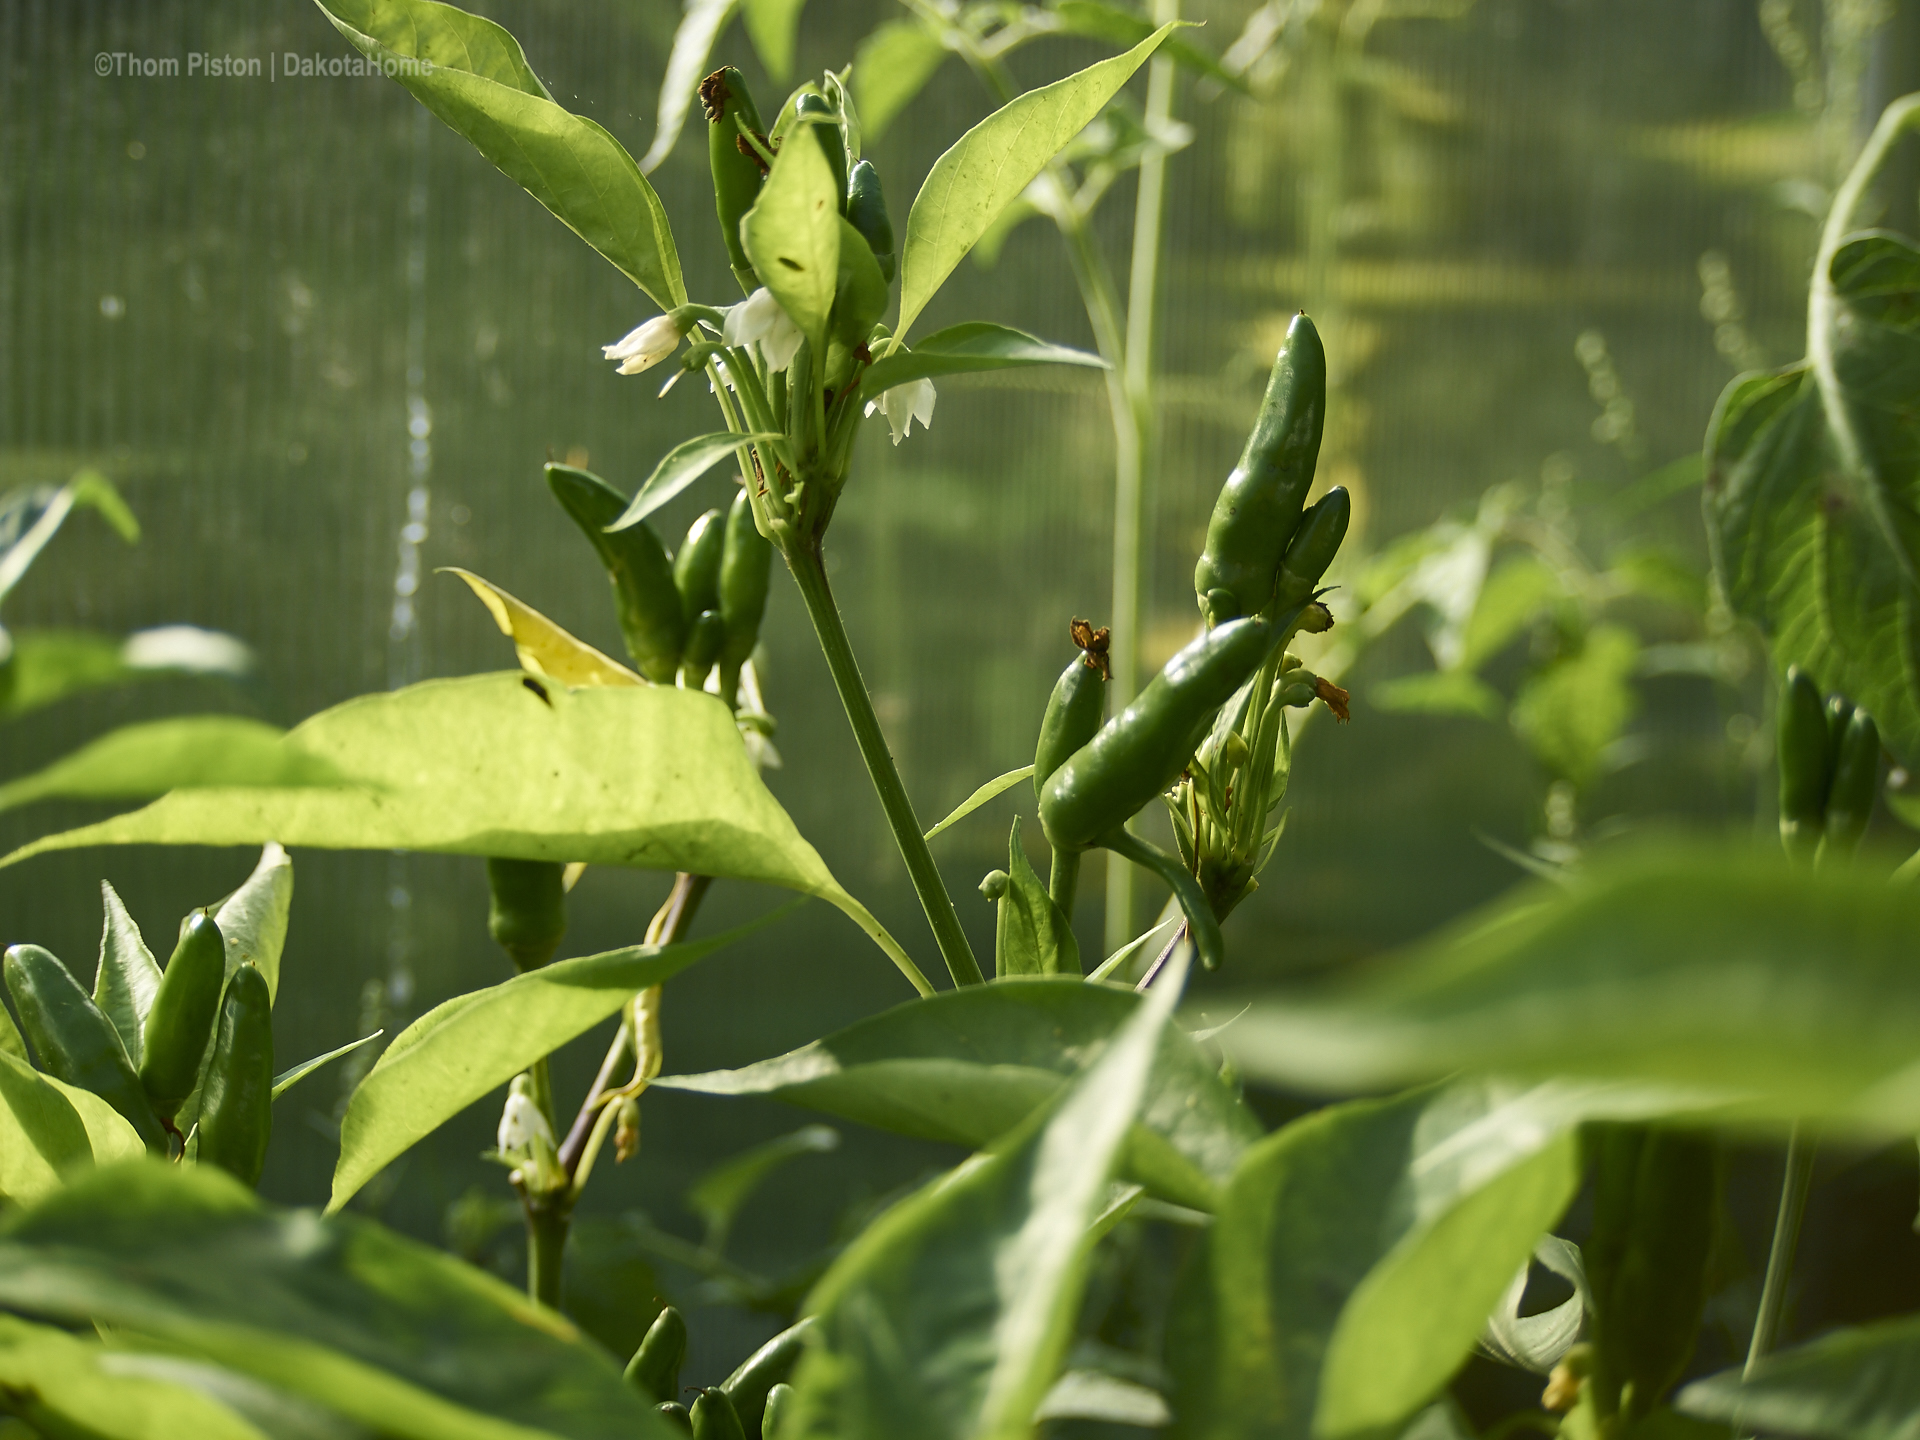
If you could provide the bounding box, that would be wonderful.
[1025,314,1350,970]
[1776,665,1881,865]
[3,906,276,1184]
[624,1304,810,1439]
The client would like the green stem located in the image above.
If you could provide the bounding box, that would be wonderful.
[1100,829,1223,974]
[1048,849,1081,934]
[785,542,984,988]
[523,1188,570,1309]
[1745,1126,1816,1375]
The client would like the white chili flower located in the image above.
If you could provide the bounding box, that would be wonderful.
[864,378,936,445]
[724,287,804,372]
[602,314,683,375]
[497,1089,554,1154]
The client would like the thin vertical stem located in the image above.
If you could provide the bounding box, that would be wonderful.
[1745,1127,1817,1375]
[524,1190,569,1309]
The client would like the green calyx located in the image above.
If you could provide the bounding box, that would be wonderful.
[196,961,274,1186]
[138,910,226,1120]
[1195,312,1327,627]
[545,463,687,683]
[702,66,768,297]
[485,858,567,972]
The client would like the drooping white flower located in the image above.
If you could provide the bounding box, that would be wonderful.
[724,287,804,372]
[497,1090,555,1154]
[864,378,936,445]
[602,314,682,375]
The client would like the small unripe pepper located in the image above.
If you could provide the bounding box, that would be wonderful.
[486,858,567,971]
[701,67,768,296]
[760,1383,796,1439]
[1194,313,1326,626]
[138,910,226,1121]
[1269,486,1351,619]
[196,962,274,1185]
[657,1404,694,1435]
[1821,707,1880,862]
[717,488,774,708]
[625,1304,688,1403]
[691,1387,747,1440]
[1777,665,1831,862]
[545,463,687,683]
[675,508,728,621]
[846,159,895,282]
[681,609,726,689]
[1033,618,1111,802]
[721,1318,815,1438]
[4,944,167,1153]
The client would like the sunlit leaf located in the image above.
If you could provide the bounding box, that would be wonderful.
[857,322,1108,402]
[896,25,1178,339]
[444,569,641,687]
[1050,1,1248,91]
[1458,554,1561,673]
[742,0,806,83]
[0,1314,267,1440]
[272,1031,383,1101]
[656,977,1261,1212]
[743,121,841,359]
[0,1162,677,1440]
[214,844,295,1004]
[785,953,1187,1440]
[923,763,1033,841]
[93,879,160,1066]
[1509,624,1639,789]
[639,0,739,174]
[688,1123,839,1251]
[1371,671,1503,720]
[0,471,138,607]
[315,0,685,309]
[0,717,345,814]
[331,910,792,1210]
[1036,1370,1171,1426]
[605,433,779,534]
[0,1051,145,1203]
[1481,1236,1589,1374]
[1678,1313,1920,1440]
[0,626,252,721]
[852,19,948,141]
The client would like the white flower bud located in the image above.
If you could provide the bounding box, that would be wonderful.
[864,377,936,445]
[602,314,683,375]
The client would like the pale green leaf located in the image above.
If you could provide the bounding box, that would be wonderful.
[93,879,160,1066]
[606,433,780,534]
[656,977,1260,1212]
[742,0,805,83]
[785,952,1187,1440]
[1678,1313,1920,1440]
[315,0,685,308]
[0,1051,145,1203]
[0,626,250,721]
[0,717,345,814]
[1372,671,1503,720]
[1036,1370,1171,1426]
[857,322,1108,403]
[1480,1236,1589,1374]
[1050,1,1248,91]
[897,25,1177,339]
[687,1123,839,1251]
[0,1162,677,1440]
[444,569,642,687]
[743,122,841,358]
[995,816,1077,978]
[272,1031,383,1101]
[0,673,923,995]
[1224,841,1920,1132]
[1509,624,1639,788]
[923,763,1033,841]
[0,1314,268,1440]
[331,910,791,1210]
[0,471,138,608]
[639,0,739,174]
[1458,554,1561,673]
[215,843,295,1003]
[852,19,948,141]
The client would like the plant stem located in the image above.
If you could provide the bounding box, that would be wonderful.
[1048,850,1081,934]
[785,542,984,987]
[1745,1126,1817,1375]
[523,1187,570,1309]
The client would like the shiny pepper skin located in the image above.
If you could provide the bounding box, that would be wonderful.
[138,910,226,1121]
[846,159,895,282]
[1033,619,1111,802]
[717,488,773,707]
[485,858,567,972]
[1777,665,1831,862]
[701,67,768,296]
[196,962,274,1185]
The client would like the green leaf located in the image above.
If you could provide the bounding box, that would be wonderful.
[0,1050,145,1203]
[784,951,1187,1440]
[331,909,792,1210]
[606,433,780,534]
[0,717,345,814]
[0,1314,267,1440]
[272,1030,383,1101]
[1169,1080,1584,1440]
[0,471,138,608]
[923,764,1033,841]
[896,24,1178,339]
[0,673,922,995]
[1481,1236,1589,1374]
[1459,554,1561,673]
[1509,624,1639,789]
[743,120,842,359]
[1678,1313,1920,1439]
[852,19,948,141]
[1224,840,1920,1132]
[1371,671,1503,720]
[0,626,251,720]
[93,879,160,1067]
[857,322,1108,402]
[215,843,295,1003]
[639,0,739,174]
[655,977,1261,1212]
[0,1161,677,1440]
[1050,1,1248,91]
[315,0,685,308]
[742,0,806,83]
[1036,1370,1171,1426]
[995,816,1077,978]
[687,1123,839,1252]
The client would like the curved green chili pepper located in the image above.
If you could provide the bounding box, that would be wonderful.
[847,159,895,282]
[675,508,727,620]
[1777,665,1831,862]
[1033,622,1111,802]
[760,1383,795,1440]
[691,1387,747,1440]
[486,858,566,972]
[138,910,226,1120]
[718,489,773,708]
[1040,617,1276,854]
[794,93,848,212]
[1269,486,1351,619]
[625,1304,687,1403]
[545,463,687,683]
[1821,707,1880,863]
[721,1317,814,1436]
[681,610,726,690]
[4,944,167,1153]
[701,67,768,296]
[1193,313,1326,627]
[196,962,274,1185]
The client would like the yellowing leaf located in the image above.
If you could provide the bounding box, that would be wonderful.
[443,569,641,689]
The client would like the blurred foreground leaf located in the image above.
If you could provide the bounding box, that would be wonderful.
[0,1313,267,1440]
[1679,1314,1920,1440]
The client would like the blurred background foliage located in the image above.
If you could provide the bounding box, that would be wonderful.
[6,0,1920,1391]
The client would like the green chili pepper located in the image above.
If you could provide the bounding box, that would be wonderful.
[1033,619,1111,803]
[681,610,726,690]
[137,910,226,1121]
[793,93,848,212]
[691,1387,747,1440]
[717,488,773,709]
[675,509,727,621]
[846,159,895,282]
[545,463,687,683]
[197,962,273,1184]
[486,858,566,972]
[701,67,767,296]
[1777,665,1831,862]
[4,944,167,1153]
[1040,617,1276,854]
[1269,486,1351,620]
[658,1403,694,1435]
[1821,707,1880,863]
[625,1304,687,1403]
[760,1383,795,1440]
[721,1317,815,1436]
[1193,313,1326,627]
